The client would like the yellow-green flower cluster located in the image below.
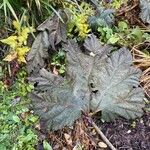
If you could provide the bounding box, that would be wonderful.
[73,14,91,38]
[0,20,35,63]
[67,2,94,39]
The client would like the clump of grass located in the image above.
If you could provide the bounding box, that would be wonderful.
[132,45,150,98]
[0,0,67,27]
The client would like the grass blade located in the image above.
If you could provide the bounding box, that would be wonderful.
[6,0,18,21]
[41,0,64,23]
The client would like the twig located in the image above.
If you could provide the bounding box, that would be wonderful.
[134,18,147,28]
[116,0,139,16]
[83,112,117,150]
[91,120,117,150]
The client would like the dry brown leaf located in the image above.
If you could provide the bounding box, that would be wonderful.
[3,51,17,62]
[53,66,59,75]
[64,133,72,146]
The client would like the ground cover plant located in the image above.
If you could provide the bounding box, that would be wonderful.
[0,0,150,149]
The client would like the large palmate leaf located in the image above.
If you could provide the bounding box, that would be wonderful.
[140,0,150,24]
[27,12,67,75]
[29,34,145,130]
[29,69,87,130]
[27,31,49,75]
[84,35,144,120]
[83,34,112,56]
[89,47,145,121]
[64,40,93,111]
[29,40,93,130]
[28,68,64,91]
[37,11,67,50]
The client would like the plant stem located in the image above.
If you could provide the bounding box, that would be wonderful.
[91,120,117,150]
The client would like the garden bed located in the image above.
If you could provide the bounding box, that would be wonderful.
[0,0,150,149]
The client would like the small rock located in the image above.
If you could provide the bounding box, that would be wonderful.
[127,130,131,134]
[35,123,41,130]
[98,142,107,148]
[140,119,144,124]
[30,110,34,113]
[90,52,96,57]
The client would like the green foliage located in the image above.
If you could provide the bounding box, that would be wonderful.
[0,69,38,150]
[51,50,66,75]
[43,140,53,150]
[97,26,119,44]
[97,21,148,46]
[0,0,19,22]
[0,0,65,26]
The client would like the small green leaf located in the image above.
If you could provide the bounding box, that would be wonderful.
[43,140,53,150]
[27,84,34,92]
[118,21,128,31]
[131,26,143,42]
[59,65,65,74]
[29,115,38,123]
[103,27,113,39]
[108,35,120,44]
[12,115,20,123]
[0,144,7,150]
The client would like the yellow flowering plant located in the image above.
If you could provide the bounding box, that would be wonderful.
[110,0,128,9]
[67,2,94,39]
[0,20,34,63]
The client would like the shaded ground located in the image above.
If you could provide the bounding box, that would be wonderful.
[100,111,150,150]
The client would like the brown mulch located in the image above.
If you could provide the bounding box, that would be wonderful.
[37,119,104,150]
